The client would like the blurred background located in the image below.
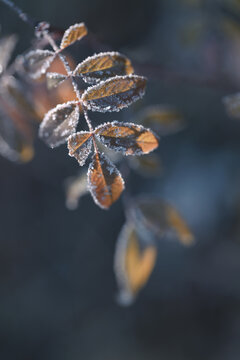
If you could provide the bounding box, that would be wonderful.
[1,0,240,359]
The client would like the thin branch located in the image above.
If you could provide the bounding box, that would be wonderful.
[0,0,36,27]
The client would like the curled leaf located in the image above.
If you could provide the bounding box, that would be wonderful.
[23,50,55,79]
[133,197,194,246]
[95,121,159,155]
[114,221,157,305]
[65,171,88,210]
[68,131,92,166]
[74,52,134,84]
[87,152,124,209]
[46,72,67,89]
[39,101,79,148]
[223,93,240,120]
[60,23,88,49]
[82,75,146,112]
[138,105,185,135]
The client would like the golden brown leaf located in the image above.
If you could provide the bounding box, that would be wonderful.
[87,152,124,209]
[68,132,92,166]
[114,221,157,305]
[82,75,146,112]
[60,23,88,49]
[74,52,134,84]
[134,197,195,246]
[95,121,159,155]
[138,105,185,135]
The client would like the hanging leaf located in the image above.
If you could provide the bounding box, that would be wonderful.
[95,121,159,155]
[114,221,157,305]
[82,75,146,112]
[46,72,67,89]
[68,131,93,166]
[2,76,38,119]
[138,105,185,135]
[87,152,124,209]
[65,171,88,210]
[23,50,55,79]
[60,23,88,49]
[128,153,162,177]
[133,197,194,246]
[39,101,79,148]
[0,109,34,163]
[0,35,17,75]
[223,93,240,120]
[74,52,134,84]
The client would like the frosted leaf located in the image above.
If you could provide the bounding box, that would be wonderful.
[82,75,147,112]
[223,93,240,120]
[95,121,159,155]
[65,171,88,210]
[133,197,195,246]
[60,23,88,49]
[23,50,55,79]
[137,105,185,135]
[39,101,79,148]
[114,221,157,306]
[74,52,134,84]
[68,131,93,166]
[87,152,125,209]
[46,72,67,89]
[0,35,17,75]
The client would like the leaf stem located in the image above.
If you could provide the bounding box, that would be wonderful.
[0,0,36,27]
[43,32,95,138]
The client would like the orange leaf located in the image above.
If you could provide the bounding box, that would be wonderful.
[68,131,92,166]
[82,75,146,112]
[60,23,88,49]
[95,121,159,155]
[74,51,134,84]
[87,152,124,209]
[134,197,195,246]
[114,221,157,305]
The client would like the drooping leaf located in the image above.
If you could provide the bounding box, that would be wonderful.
[223,93,240,120]
[138,105,185,135]
[87,152,124,209]
[68,131,92,166]
[23,50,55,79]
[114,221,157,305]
[128,153,162,177]
[82,75,146,112]
[95,121,159,155]
[2,76,38,119]
[46,72,67,89]
[0,35,17,75]
[60,23,88,49]
[39,101,79,148]
[74,52,134,84]
[0,109,34,163]
[133,197,194,246]
[65,171,88,210]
